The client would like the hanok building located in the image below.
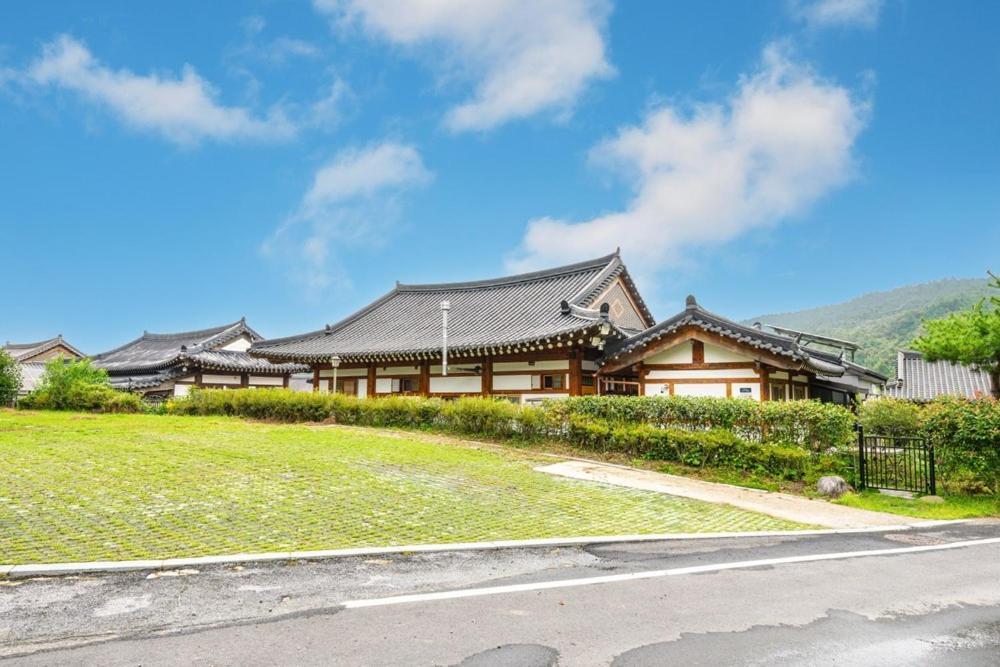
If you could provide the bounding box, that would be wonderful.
[92,319,308,399]
[250,252,885,405]
[2,335,87,395]
[250,253,654,403]
[599,297,887,404]
[885,349,993,400]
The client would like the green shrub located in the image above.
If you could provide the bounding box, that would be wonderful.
[0,349,21,406]
[18,358,142,413]
[166,390,861,482]
[860,398,922,436]
[921,396,1000,494]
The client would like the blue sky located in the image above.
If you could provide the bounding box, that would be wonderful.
[1,0,997,353]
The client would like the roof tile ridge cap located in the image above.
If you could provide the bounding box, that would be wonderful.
[566,254,622,307]
[253,287,401,348]
[396,252,619,292]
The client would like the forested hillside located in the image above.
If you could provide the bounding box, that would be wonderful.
[746,278,991,378]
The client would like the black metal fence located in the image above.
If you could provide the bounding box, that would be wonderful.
[857,426,935,495]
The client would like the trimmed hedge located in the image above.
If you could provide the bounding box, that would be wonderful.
[168,389,858,479]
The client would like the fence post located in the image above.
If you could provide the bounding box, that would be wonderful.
[928,442,936,496]
[855,422,866,491]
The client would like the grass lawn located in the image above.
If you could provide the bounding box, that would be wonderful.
[835,491,1000,520]
[0,410,806,565]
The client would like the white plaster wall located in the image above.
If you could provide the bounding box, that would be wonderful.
[582,360,599,371]
[493,360,569,372]
[288,375,312,392]
[430,376,482,393]
[673,383,727,398]
[732,383,760,400]
[202,374,241,385]
[375,378,393,394]
[319,368,367,378]
[219,336,252,352]
[771,371,790,380]
[376,365,420,376]
[644,383,669,396]
[174,384,192,397]
[521,393,568,405]
[703,343,752,363]
[249,376,283,386]
[357,379,368,398]
[646,368,758,380]
[492,374,533,391]
[646,341,693,364]
[793,375,809,382]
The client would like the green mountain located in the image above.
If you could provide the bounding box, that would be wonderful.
[745,278,991,379]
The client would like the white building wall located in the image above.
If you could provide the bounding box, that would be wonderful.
[703,343,752,363]
[732,383,760,400]
[219,336,252,352]
[493,360,569,372]
[646,368,758,380]
[249,376,283,386]
[673,383,728,398]
[646,341,692,364]
[492,374,533,391]
[202,374,241,385]
[430,376,482,393]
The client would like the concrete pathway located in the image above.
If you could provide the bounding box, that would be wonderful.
[537,460,929,529]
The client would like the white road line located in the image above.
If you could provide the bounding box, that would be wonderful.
[342,536,1000,609]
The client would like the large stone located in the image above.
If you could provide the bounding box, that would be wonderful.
[817,476,850,499]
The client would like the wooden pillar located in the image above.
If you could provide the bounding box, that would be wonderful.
[367,365,377,398]
[759,366,770,402]
[420,361,430,397]
[283,374,290,388]
[241,373,249,389]
[566,350,582,396]
[481,357,493,397]
[636,362,645,397]
[312,368,320,393]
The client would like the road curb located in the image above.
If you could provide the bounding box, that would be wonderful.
[0,523,962,579]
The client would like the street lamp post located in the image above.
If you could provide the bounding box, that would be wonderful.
[330,355,341,393]
[440,300,450,376]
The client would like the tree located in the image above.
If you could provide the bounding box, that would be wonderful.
[914,271,1000,398]
[0,349,22,406]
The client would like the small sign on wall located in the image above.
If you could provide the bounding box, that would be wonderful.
[739,387,752,395]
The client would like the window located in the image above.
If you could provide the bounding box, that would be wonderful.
[542,373,565,390]
[769,382,788,401]
[390,377,416,393]
[792,384,808,401]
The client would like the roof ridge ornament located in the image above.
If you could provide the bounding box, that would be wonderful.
[685,294,698,309]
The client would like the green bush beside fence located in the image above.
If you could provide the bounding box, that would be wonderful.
[17,358,143,413]
[860,397,1000,494]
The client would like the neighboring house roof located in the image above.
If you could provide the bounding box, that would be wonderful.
[93,319,307,377]
[251,252,650,363]
[602,295,887,381]
[885,350,993,400]
[2,335,85,362]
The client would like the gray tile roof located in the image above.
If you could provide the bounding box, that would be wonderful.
[252,252,648,363]
[2,336,85,361]
[602,295,887,380]
[93,319,306,375]
[886,350,993,400]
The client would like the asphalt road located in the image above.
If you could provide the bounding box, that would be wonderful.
[3,521,1000,666]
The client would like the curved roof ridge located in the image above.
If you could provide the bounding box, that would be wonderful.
[396,252,619,293]
[4,336,61,350]
[141,319,245,342]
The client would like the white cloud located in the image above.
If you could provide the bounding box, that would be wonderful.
[263,142,432,290]
[791,0,884,29]
[27,35,295,145]
[507,44,869,278]
[315,0,613,132]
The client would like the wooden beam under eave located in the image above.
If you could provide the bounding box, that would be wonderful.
[600,325,800,375]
